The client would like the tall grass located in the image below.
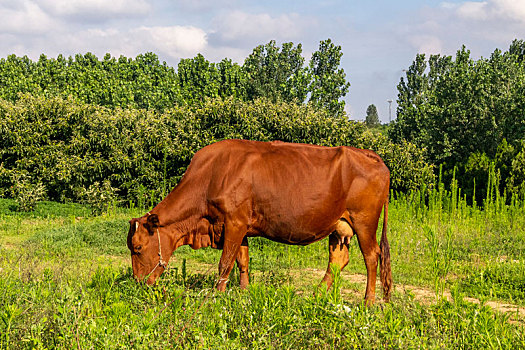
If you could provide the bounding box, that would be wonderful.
[390,166,525,303]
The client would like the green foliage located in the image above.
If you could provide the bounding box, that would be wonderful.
[242,39,350,116]
[0,52,182,110]
[464,152,494,203]
[390,40,525,197]
[217,58,246,99]
[308,39,351,117]
[0,94,434,202]
[507,141,525,201]
[463,139,525,202]
[177,54,221,103]
[365,104,380,128]
[9,173,46,212]
[82,180,118,216]
[243,41,308,103]
[359,134,436,192]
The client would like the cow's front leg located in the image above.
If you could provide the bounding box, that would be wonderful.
[235,237,249,289]
[320,232,349,289]
[216,221,246,291]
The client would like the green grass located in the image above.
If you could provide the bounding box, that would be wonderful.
[1,187,525,349]
[459,259,525,303]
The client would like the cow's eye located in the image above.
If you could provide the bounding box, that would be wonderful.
[134,245,142,254]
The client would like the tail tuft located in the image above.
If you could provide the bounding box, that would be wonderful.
[379,198,392,302]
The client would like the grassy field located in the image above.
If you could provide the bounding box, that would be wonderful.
[1,185,525,349]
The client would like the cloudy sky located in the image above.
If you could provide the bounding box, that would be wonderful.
[1,0,525,122]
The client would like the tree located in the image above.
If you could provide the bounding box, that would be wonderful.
[308,39,351,117]
[0,51,182,109]
[365,104,380,127]
[217,58,246,99]
[392,44,525,166]
[243,40,308,103]
[177,54,220,103]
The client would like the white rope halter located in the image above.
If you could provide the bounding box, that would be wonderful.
[146,227,167,278]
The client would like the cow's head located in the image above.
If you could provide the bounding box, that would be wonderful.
[127,213,167,284]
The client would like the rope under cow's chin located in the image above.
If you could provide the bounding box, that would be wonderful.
[146,228,167,278]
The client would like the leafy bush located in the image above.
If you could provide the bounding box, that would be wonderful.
[82,180,118,215]
[359,133,435,192]
[507,141,525,201]
[0,94,435,203]
[9,172,46,211]
[460,139,525,203]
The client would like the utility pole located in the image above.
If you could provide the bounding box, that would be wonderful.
[387,99,393,123]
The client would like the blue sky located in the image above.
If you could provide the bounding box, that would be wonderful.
[1,0,524,122]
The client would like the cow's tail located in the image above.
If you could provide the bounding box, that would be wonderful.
[379,197,392,302]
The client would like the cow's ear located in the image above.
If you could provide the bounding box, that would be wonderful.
[127,218,138,249]
[147,213,160,230]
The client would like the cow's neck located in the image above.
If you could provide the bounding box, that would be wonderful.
[148,181,208,251]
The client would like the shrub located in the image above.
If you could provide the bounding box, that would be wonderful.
[9,172,46,212]
[507,141,525,200]
[0,94,436,203]
[459,139,525,203]
[82,180,118,215]
[357,131,435,192]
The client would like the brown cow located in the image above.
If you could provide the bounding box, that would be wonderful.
[127,139,392,304]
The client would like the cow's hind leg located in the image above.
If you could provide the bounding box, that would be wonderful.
[235,237,249,289]
[355,221,381,305]
[320,232,350,290]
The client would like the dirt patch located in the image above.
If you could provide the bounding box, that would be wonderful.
[303,267,525,321]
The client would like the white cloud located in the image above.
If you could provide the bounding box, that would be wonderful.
[174,0,237,12]
[0,24,208,65]
[54,25,207,61]
[408,35,444,56]
[0,0,55,34]
[455,0,525,23]
[496,0,525,21]
[394,1,525,58]
[456,1,489,20]
[0,0,151,37]
[133,26,208,58]
[37,0,151,21]
[212,10,313,46]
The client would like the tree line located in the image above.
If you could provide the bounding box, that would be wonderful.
[0,39,349,117]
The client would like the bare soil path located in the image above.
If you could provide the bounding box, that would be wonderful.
[304,268,525,322]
